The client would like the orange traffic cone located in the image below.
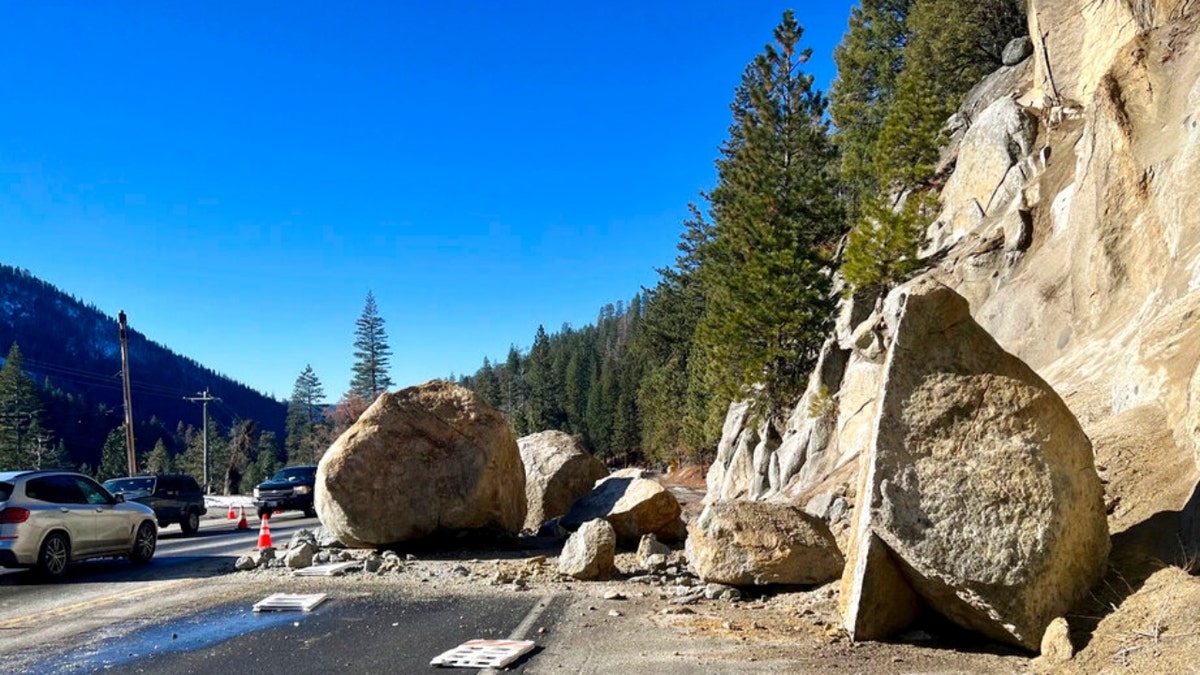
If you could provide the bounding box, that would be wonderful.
[236,506,249,530]
[257,512,273,549]
[228,503,236,519]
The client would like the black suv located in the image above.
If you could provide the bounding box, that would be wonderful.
[253,465,317,518]
[103,474,208,535]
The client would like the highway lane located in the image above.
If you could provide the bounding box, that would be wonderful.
[0,513,320,659]
[0,513,570,674]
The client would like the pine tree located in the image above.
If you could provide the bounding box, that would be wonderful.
[503,346,529,436]
[225,420,255,495]
[695,10,845,422]
[473,357,502,408]
[145,439,173,474]
[873,0,1025,191]
[98,426,128,480]
[286,364,330,463]
[0,343,45,470]
[349,291,394,400]
[842,193,931,294]
[830,0,913,216]
[638,205,715,462]
[525,325,563,432]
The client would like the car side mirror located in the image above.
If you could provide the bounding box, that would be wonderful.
[114,493,125,504]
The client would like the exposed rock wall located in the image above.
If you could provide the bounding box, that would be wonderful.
[704,9,1200,549]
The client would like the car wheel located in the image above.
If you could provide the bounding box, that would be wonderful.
[131,522,157,563]
[36,532,70,580]
[180,510,200,536]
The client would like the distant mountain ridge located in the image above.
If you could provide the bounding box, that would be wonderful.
[0,263,286,465]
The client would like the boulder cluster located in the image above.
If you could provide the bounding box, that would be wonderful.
[244,284,1112,654]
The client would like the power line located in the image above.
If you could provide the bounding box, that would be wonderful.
[184,389,221,493]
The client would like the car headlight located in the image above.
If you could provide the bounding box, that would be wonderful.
[293,485,310,495]
[253,488,260,498]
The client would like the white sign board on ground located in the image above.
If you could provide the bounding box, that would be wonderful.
[430,639,536,669]
[292,562,361,577]
[252,593,328,612]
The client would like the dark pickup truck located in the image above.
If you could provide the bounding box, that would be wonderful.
[103,474,208,535]
[253,465,318,518]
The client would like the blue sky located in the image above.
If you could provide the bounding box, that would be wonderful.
[1,1,857,404]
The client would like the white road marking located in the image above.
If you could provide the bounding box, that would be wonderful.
[480,594,556,674]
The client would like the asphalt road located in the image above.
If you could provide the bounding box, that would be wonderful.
[65,593,563,674]
[0,514,567,674]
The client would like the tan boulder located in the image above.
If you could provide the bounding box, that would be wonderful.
[562,474,684,545]
[840,280,1109,650]
[517,430,608,532]
[314,380,526,547]
[557,518,617,580]
[687,500,843,587]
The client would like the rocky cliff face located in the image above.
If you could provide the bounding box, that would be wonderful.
[707,2,1200,567]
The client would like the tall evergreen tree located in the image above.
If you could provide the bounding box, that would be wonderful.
[225,420,255,495]
[638,205,715,462]
[286,364,329,464]
[473,357,502,408]
[0,343,45,470]
[503,346,529,436]
[145,439,173,474]
[349,291,394,400]
[98,426,128,480]
[830,0,913,216]
[695,10,845,422]
[525,325,563,432]
[873,0,1025,190]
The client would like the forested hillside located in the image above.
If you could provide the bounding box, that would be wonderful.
[460,2,1027,466]
[0,264,287,486]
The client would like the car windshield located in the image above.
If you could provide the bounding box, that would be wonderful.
[104,477,156,493]
[271,467,314,482]
[0,481,11,502]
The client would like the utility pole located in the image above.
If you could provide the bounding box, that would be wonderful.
[185,389,220,492]
[118,310,137,475]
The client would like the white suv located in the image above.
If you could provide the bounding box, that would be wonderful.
[0,470,158,579]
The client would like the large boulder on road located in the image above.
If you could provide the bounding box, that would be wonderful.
[557,518,617,580]
[562,473,684,545]
[315,380,527,547]
[518,430,609,532]
[687,500,844,587]
[839,280,1109,650]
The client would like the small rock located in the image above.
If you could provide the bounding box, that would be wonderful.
[608,610,622,617]
[234,555,257,571]
[703,583,742,601]
[364,553,383,574]
[285,542,318,569]
[1039,617,1074,663]
[602,590,627,601]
